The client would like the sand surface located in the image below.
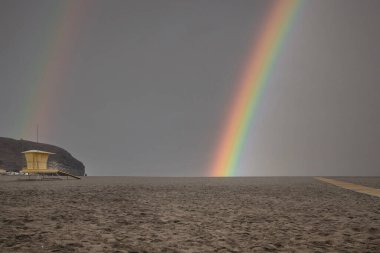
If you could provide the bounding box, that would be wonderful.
[333,177,380,189]
[0,176,379,252]
[316,177,380,198]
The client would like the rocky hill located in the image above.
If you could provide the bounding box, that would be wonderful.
[0,137,85,176]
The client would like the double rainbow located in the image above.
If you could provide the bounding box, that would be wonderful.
[210,0,302,176]
[20,1,88,140]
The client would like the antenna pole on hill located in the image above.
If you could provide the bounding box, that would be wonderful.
[37,124,39,143]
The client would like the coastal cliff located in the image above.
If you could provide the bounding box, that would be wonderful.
[0,137,85,176]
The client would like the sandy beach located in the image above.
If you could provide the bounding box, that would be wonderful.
[0,176,379,252]
[333,177,380,189]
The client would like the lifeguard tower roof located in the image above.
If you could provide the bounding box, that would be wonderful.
[22,150,55,155]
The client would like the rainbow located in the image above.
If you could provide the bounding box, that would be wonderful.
[20,1,88,141]
[210,0,302,177]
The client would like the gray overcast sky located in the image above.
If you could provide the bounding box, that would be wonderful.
[0,0,379,176]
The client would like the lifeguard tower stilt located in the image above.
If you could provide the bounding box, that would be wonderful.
[21,150,80,179]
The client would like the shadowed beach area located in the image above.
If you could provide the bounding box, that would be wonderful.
[0,177,379,252]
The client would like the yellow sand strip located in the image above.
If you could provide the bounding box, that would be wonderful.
[315,177,380,198]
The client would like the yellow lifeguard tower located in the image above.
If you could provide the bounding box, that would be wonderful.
[21,150,80,179]
[22,150,56,173]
